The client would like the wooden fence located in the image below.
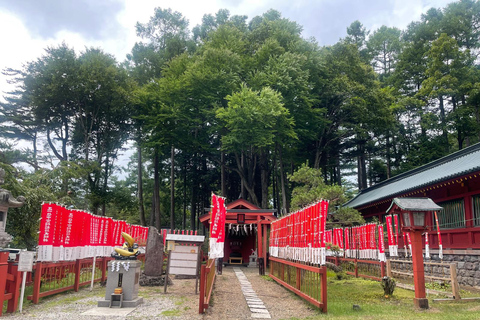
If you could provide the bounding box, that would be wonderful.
[327,257,386,281]
[0,251,22,316]
[387,259,461,299]
[199,259,216,314]
[269,257,327,313]
[1,253,145,316]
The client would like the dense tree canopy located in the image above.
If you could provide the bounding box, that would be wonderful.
[1,1,480,246]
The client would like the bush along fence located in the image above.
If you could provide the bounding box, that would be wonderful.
[0,253,145,316]
[327,256,386,281]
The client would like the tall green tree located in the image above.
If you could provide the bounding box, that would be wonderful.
[216,85,296,206]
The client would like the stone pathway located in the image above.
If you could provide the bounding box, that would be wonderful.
[234,268,271,319]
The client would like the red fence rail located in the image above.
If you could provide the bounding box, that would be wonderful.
[327,256,385,281]
[0,251,22,316]
[269,257,327,313]
[199,259,216,314]
[0,253,145,316]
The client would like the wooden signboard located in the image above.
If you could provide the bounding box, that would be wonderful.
[170,246,199,275]
[164,234,205,293]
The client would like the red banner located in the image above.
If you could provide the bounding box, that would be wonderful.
[378,225,385,262]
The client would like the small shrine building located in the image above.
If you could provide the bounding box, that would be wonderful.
[200,199,276,269]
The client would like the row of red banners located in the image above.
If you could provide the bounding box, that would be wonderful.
[328,224,386,261]
[161,229,198,247]
[269,201,329,264]
[209,193,226,259]
[270,210,443,263]
[38,203,149,262]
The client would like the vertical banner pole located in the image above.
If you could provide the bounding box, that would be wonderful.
[19,272,27,313]
[90,255,96,291]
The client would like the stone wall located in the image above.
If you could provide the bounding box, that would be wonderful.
[389,249,480,289]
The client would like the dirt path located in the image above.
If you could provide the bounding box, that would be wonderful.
[203,266,319,320]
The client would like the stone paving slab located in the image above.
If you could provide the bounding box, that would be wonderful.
[234,268,271,319]
[251,313,272,319]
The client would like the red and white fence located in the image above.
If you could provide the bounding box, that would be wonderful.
[269,201,329,264]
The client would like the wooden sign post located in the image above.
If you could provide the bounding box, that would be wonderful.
[164,234,205,294]
[18,251,34,313]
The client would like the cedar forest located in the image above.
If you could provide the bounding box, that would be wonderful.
[1,1,479,249]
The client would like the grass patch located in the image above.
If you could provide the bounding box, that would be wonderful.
[160,309,181,316]
[261,275,273,281]
[304,273,480,320]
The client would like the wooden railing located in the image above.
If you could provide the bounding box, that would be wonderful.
[269,257,327,313]
[199,259,216,314]
[387,259,461,299]
[0,251,22,316]
[327,257,386,281]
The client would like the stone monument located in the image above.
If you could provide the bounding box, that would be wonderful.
[98,232,143,308]
[0,168,25,248]
[140,226,168,286]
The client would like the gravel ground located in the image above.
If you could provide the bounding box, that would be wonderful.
[3,267,319,320]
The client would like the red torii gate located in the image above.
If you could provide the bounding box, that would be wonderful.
[200,199,276,270]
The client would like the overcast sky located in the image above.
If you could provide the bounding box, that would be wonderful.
[0,0,453,100]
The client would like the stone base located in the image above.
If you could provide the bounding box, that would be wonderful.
[97,297,143,308]
[139,272,172,287]
[413,298,429,309]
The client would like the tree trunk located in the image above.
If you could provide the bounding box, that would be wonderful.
[101,153,109,216]
[32,132,39,172]
[386,133,391,179]
[137,142,146,226]
[357,142,367,191]
[183,162,187,230]
[170,145,175,230]
[221,151,226,197]
[240,152,245,199]
[452,97,463,150]
[278,145,288,215]
[234,153,259,205]
[260,150,269,209]
[439,95,449,153]
[154,149,161,230]
[150,193,155,226]
[191,154,197,231]
[335,153,341,186]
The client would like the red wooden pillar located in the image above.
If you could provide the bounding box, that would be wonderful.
[257,221,262,263]
[262,224,267,270]
[32,261,43,304]
[6,262,22,313]
[464,195,473,228]
[0,251,9,316]
[101,257,107,282]
[199,264,206,314]
[74,259,81,292]
[321,266,328,313]
[296,267,301,290]
[411,231,428,309]
[354,258,358,278]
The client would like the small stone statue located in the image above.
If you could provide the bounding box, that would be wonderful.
[0,168,26,209]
